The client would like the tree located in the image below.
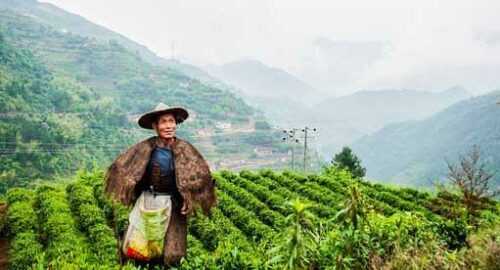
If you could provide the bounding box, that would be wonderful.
[446,145,499,222]
[331,147,366,178]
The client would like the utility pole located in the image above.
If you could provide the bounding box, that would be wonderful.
[301,126,317,172]
[282,128,300,170]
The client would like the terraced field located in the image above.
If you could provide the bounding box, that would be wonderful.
[1,168,498,269]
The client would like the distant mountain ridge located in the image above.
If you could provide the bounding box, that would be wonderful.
[203,58,326,129]
[314,87,470,130]
[206,59,323,105]
[310,87,471,157]
[351,90,500,188]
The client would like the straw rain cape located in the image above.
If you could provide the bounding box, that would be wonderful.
[104,135,217,215]
[103,135,217,264]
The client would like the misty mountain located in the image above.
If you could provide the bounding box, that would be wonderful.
[351,90,500,188]
[163,59,247,98]
[206,59,323,106]
[315,87,470,131]
[312,87,471,157]
[292,37,387,95]
[204,59,326,128]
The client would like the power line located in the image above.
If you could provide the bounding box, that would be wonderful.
[0,140,283,151]
[0,129,289,142]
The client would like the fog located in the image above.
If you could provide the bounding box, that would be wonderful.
[42,0,500,96]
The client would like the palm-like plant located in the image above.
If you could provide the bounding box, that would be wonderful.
[333,183,367,230]
[268,198,317,270]
[324,183,371,269]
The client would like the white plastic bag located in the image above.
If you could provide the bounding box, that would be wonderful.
[122,191,172,261]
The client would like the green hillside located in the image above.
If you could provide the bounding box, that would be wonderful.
[0,29,124,192]
[0,0,254,110]
[0,9,253,123]
[352,91,500,188]
[0,0,167,66]
[0,168,498,269]
[0,6,295,193]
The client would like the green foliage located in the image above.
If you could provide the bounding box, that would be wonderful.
[189,208,253,252]
[329,146,366,178]
[436,218,468,250]
[214,173,286,228]
[213,242,261,270]
[6,201,37,236]
[268,199,317,270]
[36,185,98,268]
[2,167,499,269]
[67,180,119,266]
[318,184,371,269]
[216,191,274,243]
[6,188,35,204]
[334,184,367,230]
[5,187,46,269]
[8,232,45,270]
[261,170,337,218]
[381,223,499,270]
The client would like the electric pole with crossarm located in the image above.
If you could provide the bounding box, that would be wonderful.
[301,126,317,172]
[282,128,300,170]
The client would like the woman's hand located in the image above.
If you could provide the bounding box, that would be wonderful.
[180,200,192,215]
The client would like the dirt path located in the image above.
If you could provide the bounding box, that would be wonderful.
[0,203,7,270]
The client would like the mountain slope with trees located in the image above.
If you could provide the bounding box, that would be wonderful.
[0,4,290,192]
[352,91,500,188]
[312,88,470,156]
[0,0,165,65]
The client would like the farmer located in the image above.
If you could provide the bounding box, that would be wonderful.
[103,103,217,267]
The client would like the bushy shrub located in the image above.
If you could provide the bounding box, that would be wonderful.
[319,205,441,269]
[36,186,97,268]
[6,201,37,236]
[67,180,119,265]
[436,218,468,250]
[5,187,46,269]
[8,231,45,270]
[6,188,35,205]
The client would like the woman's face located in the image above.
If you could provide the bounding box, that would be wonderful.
[153,113,177,140]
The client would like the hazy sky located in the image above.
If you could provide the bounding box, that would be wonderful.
[41,0,500,95]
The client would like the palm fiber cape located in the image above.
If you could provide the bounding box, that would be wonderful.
[104,135,217,265]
